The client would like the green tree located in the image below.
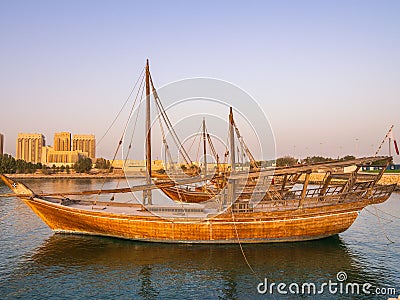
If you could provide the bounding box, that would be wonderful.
[95,158,111,169]
[15,159,27,174]
[0,154,44,174]
[41,165,51,175]
[340,155,356,161]
[276,156,298,167]
[0,154,17,174]
[27,162,35,174]
[74,157,92,173]
[304,156,333,164]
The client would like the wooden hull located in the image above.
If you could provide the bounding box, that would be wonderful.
[159,186,215,203]
[20,196,371,243]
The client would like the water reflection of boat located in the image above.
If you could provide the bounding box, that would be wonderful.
[2,233,391,299]
[29,235,356,273]
[26,235,387,294]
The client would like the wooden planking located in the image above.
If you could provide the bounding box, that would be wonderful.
[22,196,363,243]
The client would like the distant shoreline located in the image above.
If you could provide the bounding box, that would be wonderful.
[5,172,146,180]
[5,171,400,191]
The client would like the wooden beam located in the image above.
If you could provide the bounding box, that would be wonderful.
[374,158,392,184]
[298,171,311,208]
[319,171,332,197]
[280,174,288,195]
[341,166,361,194]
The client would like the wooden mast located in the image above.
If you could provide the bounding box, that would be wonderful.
[229,107,235,172]
[144,59,152,205]
[203,118,207,176]
[228,107,236,206]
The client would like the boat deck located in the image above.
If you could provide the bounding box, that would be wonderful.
[61,200,214,219]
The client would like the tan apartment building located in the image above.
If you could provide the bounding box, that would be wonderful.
[54,132,71,151]
[72,134,95,159]
[16,133,46,163]
[41,145,88,167]
[16,132,96,166]
[0,133,3,155]
[46,150,87,166]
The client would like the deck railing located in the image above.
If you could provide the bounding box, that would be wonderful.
[250,184,395,213]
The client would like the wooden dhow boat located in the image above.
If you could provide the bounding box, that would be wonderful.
[0,155,395,243]
[0,60,396,243]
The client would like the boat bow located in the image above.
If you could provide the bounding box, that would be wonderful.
[0,174,34,197]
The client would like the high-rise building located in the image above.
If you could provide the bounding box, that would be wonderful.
[73,134,96,159]
[54,132,71,151]
[0,133,4,155]
[16,133,46,163]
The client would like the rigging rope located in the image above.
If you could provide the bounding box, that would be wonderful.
[374,125,394,156]
[186,123,203,154]
[155,98,175,171]
[205,126,229,170]
[195,131,203,163]
[93,72,146,206]
[97,67,145,147]
[111,78,146,201]
[232,121,257,168]
[149,74,193,165]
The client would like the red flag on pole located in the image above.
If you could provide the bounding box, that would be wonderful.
[388,129,399,155]
[394,139,399,155]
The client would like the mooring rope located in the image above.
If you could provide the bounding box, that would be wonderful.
[229,203,262,282]
[371,205,395,244]
[364,207,394,223]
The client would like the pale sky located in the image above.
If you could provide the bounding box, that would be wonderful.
[1,1,399,162]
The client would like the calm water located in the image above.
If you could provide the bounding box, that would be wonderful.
[0,179,399,299]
